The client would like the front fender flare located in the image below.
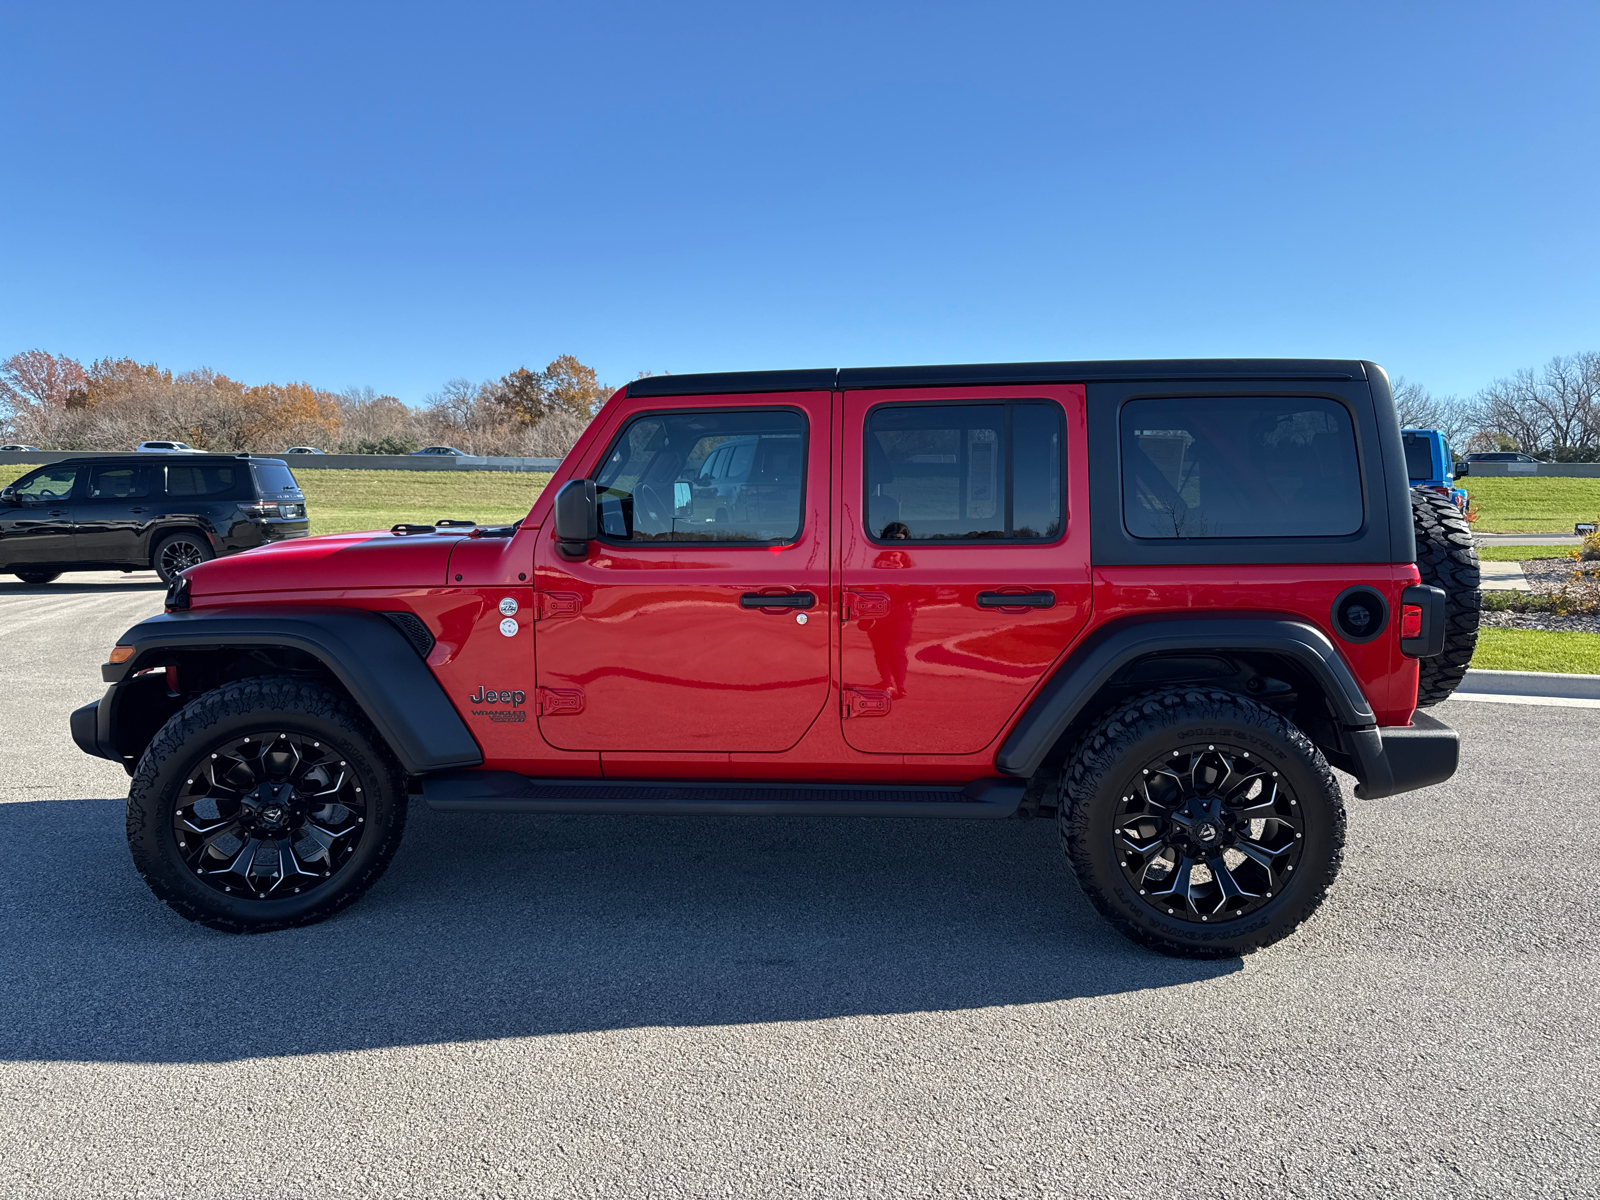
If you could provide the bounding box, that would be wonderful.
[98,606,483,775]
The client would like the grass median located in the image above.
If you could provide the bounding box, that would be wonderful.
[1464,476,1600,533]
[293,469,550,535]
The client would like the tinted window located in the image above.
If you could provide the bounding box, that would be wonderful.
[1402,433,1435,482]
[1122,397,1362,538]
[595,409,805,543]
[86,463,154,500]
[251,460,302,495]
[165,463,243,498]
[12,466,78,501]
[865,402,1063,542]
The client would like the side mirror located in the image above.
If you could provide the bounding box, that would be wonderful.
[552,478,597,559]
[673,480,692,515]
[0,486,13,504]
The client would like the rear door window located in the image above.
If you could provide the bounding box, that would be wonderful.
[86,463,155,499]
[165,463,245,498]
[863,402,1063,542]
[1121,397,1363,538]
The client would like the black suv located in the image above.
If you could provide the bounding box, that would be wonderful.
[1,455,309,585]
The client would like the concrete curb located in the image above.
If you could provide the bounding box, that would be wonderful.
[1459,668,1600,700]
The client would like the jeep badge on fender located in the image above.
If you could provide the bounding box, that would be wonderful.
[74,358,1468,957]
[469,687,526,706]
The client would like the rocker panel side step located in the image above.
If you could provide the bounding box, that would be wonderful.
[421,772,1025,818]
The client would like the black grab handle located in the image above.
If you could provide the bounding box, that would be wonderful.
[976,590,1055,609]
[740,592,818,609]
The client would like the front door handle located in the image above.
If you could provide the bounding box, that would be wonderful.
[976,590,1055,609]
[740,591,817,609]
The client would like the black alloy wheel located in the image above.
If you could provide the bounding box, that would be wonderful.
[127,676,407,932]
[175,732,368,901]
[154,532,212,585]
[13,570,62,584]
[1112,745,1304,924]
[1061,686,1344,959]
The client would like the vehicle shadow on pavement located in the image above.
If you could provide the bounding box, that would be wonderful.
[0,796,1239,1063]
[3,580,165,596]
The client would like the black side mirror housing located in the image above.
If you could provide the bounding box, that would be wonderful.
[552,478,597,559]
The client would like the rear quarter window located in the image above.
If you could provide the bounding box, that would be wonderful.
[1122,397,1363,538]
[165,463,247,499]
[1402,433,1436,482]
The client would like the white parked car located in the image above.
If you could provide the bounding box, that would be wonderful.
[283,446,326,454]
[135,440,203,453]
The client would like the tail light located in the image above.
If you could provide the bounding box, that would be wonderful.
[242,501,278,517]
[1399,585,1445,657]
[1400,604,1423,639]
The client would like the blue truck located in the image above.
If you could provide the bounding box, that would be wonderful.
[1402,428,1469,514]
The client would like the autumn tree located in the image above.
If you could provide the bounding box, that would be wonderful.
[0,350,87,413]
[487,355,610,426]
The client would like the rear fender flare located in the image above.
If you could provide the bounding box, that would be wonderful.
[996,616,1377,779]
[101,606,483,775]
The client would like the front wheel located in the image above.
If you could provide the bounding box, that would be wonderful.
[13,570,61,584]
[153,530,214,585]
[1061,686,1345,959]
[126,676,408,932]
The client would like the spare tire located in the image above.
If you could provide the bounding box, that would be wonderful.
[1411,489,1480,706]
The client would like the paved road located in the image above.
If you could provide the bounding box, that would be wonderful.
[0,573,1595,1198]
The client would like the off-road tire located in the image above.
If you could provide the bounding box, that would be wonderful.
[126,676,408,933]
[152,530,214,585]
[1411,489,1480,706]
[1060,686,1345,959]
[13,570,61,584]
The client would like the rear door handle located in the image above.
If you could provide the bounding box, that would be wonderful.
[740,591,817,609]
[976,590,1055,609]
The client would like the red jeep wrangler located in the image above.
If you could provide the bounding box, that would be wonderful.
[72,360,1477,958]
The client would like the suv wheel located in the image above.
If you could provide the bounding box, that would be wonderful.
[13,570,61,584]
[126,676,408,933]
[1411,489,1480,706]
[153,531,213,584]
[1060,687,1345,959]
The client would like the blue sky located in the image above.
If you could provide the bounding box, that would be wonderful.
[2,2,1597,402]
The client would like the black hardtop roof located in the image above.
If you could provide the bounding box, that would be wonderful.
[626,358,1372,398]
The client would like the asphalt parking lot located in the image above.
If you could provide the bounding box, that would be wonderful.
[0,573,1595,1198]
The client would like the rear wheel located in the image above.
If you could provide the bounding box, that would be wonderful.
[153,530,213,584]
[13,570,61,584]
[1061,686,1345,959]
[126,676,408,933]
[1412,489,1480,706]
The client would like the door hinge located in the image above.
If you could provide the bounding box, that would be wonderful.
[842,688,892,719]
[841,591,890,621]
[535,686,585,717]
[532,592,583,620]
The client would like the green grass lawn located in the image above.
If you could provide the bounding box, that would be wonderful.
[0,464,550,536]
[1475,544,1577,561]
[1463,475,1600,533]
[293,470,550,535]
[1470,627,1600,673]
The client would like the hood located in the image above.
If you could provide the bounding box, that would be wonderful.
[189,529,469,597]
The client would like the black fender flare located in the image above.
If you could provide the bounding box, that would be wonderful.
[91,606,483,775]
[996,615,1377,780]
